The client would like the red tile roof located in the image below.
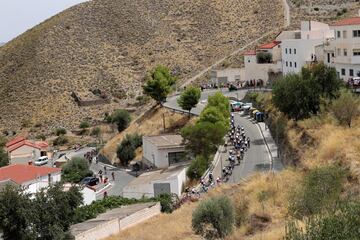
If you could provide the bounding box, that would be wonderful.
[0,164,61,184]
[7,140,42,152]
[258,41,281,49]
[5,136,25,148]
[244,50,256,55]
[331,17,360,26]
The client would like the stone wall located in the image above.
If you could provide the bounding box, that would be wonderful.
[71,91,111,107]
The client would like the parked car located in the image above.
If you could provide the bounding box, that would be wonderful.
[34,156,49,166]
[80,177,99,186]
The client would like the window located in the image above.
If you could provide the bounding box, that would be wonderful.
[289,49,292,54]
[294,62,297,68]
[168,152,186,165]
[294,48,297,54]
[343,30,347,39]
[285,48,288,54]
[353,30,360,38]
[341,68,346,76]
[337,48,341,56]
[350,69,354,77]
[337,31,341,38]
[353,49,360,56]
[331,53,335,57]
[344,48,347,56]
[290,62,292,67]
[286,61,288,67]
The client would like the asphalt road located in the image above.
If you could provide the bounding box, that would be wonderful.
[165,89,271,182]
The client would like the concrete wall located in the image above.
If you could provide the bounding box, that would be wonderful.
[82,187,96,206]
[123,182,154,199]
[211,68,242,84]
[10,145,40,164]
[157,147,186,168]
[244,62,281,82]
[73,203,161,240]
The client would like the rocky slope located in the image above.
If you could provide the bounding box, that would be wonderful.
[0,0,284,132]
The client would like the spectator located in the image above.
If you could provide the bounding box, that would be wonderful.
[111,172,115,181]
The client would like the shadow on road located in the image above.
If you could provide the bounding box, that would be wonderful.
[254,163,271,171]
[251,139,266,146]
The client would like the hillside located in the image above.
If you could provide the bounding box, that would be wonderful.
[0,0,284,132]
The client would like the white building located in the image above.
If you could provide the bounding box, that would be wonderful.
[64,183,96,206]
[324,17,360,81]
[123,165,187,199]
[243,41,282,84]
[142,135,187,169]
[280,21,334,75]
[210,68,244,85]
[0,164,61,195]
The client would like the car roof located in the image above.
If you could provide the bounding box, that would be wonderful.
[38,156,48,160]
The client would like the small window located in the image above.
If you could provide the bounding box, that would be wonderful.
[353,30,360,38]
[294,49,297,54]
[337,31,341,38]
[290,62,292,67]
[289,49,292,54]
[331,53,335,57]
[343,30,347,39]
[168,152,186,165]
[337,48,341,56]
[285,48,288,54]
[344,49,347,56]
[350,69,354,77]
[286,61,288,67]
[294,62,297,68]
[353,49,360,56]
[341,68,346,76]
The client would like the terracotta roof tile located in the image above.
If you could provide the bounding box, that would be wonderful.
[330,17,360,26]
[7,140,42,152]
[0,164,61,184]
[5,136,25,148]
[244,50,256,55]
[258,41,281,49]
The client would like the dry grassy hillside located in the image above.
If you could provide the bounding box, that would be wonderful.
[0,0,284,132]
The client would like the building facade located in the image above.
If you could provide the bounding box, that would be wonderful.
[324,17,360,81]
[142,135,187,169]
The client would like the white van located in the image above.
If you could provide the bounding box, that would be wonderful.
[35,156,49,166]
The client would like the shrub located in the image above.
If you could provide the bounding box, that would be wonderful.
[90,127,101,137]
[79,121,90,129]
[234,197,249,227]
[53,135,69,146]
[35,134,46,141]
[157,193,174,213]
[109,109,131,132]
[288,165,345,219]
[54,128,67,136]
[186,155,209,180]
[192,196,235,239]
[62,157,93,183]
[256,52,272,63]
[330,89,360,127]
[116,134,142,166]
[285,201,360,240]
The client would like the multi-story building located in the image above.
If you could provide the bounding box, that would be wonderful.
[324,17,360,81]
[280,21,334,75]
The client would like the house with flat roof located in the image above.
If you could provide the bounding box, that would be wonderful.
[142,134,187,169]
[0,164,61,194]
[123,165,187,199]
[5,137,49,165]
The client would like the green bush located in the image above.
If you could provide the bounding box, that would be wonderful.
[108,109,131,132]
[35,134,46,141]
[288,165,345,219]
[256,52,272,63]
[90,127,101,137]
[62,157,93,183]
[116,133,142,166]
[79,121,90,129]
[192,196,235,239]
[330,89,360,127]
[157,193,174,213]
[53,135,69,146]
[186,155,209,180]
[285,201,360,240]
[54,128,67,136]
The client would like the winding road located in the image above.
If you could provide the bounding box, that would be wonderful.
[164,89,273,182]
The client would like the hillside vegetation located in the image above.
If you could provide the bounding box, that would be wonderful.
[0,0,283,132]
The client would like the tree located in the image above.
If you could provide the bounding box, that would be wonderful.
[256,52,272,63]
[186,155,209,180]
[330,89,360,127]
[0,147,9,167]
[181,121,227,158]
[116,134,143,166]
[199,106,227,125]
[207,92,230,119]
[0,185,35,240]
[273,73,320,120]
[311,63,343,99]
[192,196,235,239]
[177,86,201,115]
[62,157,93,183]
[143,65,176,105]
[288,165,345,219]
[108,109,131,132]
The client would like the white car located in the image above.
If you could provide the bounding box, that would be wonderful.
[35,156,49,166]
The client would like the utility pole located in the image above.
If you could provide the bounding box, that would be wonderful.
[162,113,166,131]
